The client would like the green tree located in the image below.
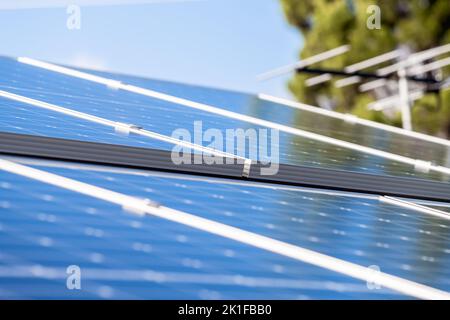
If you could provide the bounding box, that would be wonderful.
[280,0,450,137]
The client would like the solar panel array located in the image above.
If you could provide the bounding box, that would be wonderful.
[2,57,450,180]
[1,163,409,299]
[1,56,450,299]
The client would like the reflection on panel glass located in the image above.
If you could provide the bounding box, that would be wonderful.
[0,56,449,182]
[16,159,450,294]
[0,167,404,299]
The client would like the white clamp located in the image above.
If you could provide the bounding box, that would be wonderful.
[344,113,358,124]
[242,159,252,178]
[414,159,432,173]
[106,80,123,90]
[122,198,160,216]
[114,122,143,136]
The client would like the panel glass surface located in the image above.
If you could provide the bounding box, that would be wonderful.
[10,159,450,295]
[0,96,176,151]
[0,164,405,299]
[0,56,449,182]
[87,66,450,168]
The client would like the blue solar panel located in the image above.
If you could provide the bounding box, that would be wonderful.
[0,163,407,299]
[1,53,450,301]
[0,96,175,150]
[85,65,450,168]
[1,158,449,295]
[0,56,449,182]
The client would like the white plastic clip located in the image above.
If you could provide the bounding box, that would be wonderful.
[414,160,432,173]
[242,159,252,178]
[344,113,358,124]
[106,80,123,91]
[122,198,160,216]
[114,122,142,136]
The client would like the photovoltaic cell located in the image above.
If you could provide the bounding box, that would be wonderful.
[0,56,449,182]
[0,164,405,299]
[7,159,450,295]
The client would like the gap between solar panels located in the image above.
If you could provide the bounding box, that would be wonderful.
[0,154,382,201]
[1,132,449,203]
[10,154,450,211]
[12,58,450,177]
[0,157,449,300]
[5,151,450,218]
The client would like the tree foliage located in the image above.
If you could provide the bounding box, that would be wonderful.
[280,0,450,137]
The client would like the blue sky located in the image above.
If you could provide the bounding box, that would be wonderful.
[0,0,303,97]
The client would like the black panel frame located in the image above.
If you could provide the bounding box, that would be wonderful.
[1,131,449,203]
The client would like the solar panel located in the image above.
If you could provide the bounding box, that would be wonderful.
[0,96,176,151]
[12,159,450,293]
[1,54,450,300]
[83,65,450,168]
[0,160,407,299]
[1,56,449,181]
